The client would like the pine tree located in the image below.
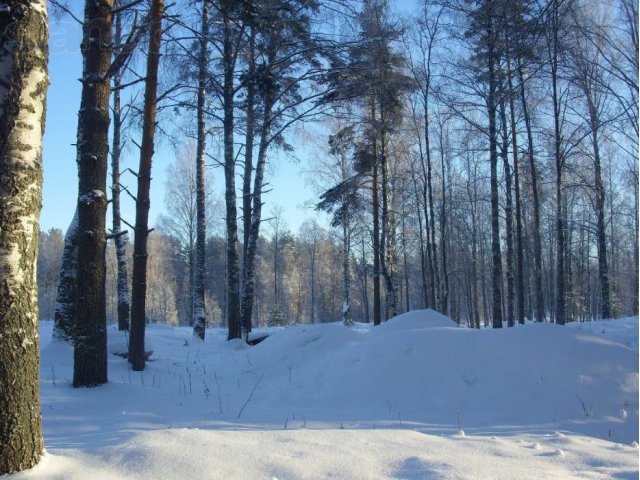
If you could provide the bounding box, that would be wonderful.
[129,0,165,371]
[73,0,114,387]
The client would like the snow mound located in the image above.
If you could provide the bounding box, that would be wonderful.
[27,318,639,479]
[368,309,458,337]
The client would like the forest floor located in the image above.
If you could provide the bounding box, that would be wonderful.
[8,311,639,479]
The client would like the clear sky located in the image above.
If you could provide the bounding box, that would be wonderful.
[41,9,331,236]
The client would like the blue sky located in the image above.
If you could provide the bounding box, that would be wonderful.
[41,10,329,236]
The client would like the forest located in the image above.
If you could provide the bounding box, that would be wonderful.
[0,0,638,476]
[35,0,638,339]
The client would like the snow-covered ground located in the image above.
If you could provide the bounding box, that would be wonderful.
[8,311,639,479]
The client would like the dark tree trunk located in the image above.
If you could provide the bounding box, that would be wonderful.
[342,156,352,324]
[508,62,525,325]
[550,0,565,325]
[487,14,503,328]
[223,6,242,340]
[0,0,48,472]
[587,99,611,319]
[240,91,274,337]
[499,93,515,327]
[193,0,210,340]
[438,123,449,315]
[371,102,381,326]
[517,59,544,322]
[111,6,130,332]
[242,25,256,273]
[73,0,113,387]
[54,209,79,341]
[129,0,164,370]
[421,104,437,309]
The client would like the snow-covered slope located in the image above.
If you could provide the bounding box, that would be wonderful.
[11,312,639,479]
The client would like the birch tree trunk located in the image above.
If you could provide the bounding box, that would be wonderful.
[129,0,164,370]
[193,0,210,340]
[0,0,48,472]
[73,0,113,387]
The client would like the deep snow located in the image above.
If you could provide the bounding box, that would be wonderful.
[7,310,639,479]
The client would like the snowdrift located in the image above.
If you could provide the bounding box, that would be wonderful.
[17,313,638,479]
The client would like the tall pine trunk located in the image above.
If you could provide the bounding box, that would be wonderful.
[193,0,210,340]
[73,0,113,387]
[111,6,130,332]
[0,0,48,471]
[129,0,164,370]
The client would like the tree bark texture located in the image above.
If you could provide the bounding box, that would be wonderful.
[0,0,48,472]
[73,0,113,387]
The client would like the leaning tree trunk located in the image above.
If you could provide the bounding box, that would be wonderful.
[0,0,48,473]
[73,0,113,388]
[193,0,210,340]
[111,6,130,331]
[53,209,79,341]
[129,0,164,370]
